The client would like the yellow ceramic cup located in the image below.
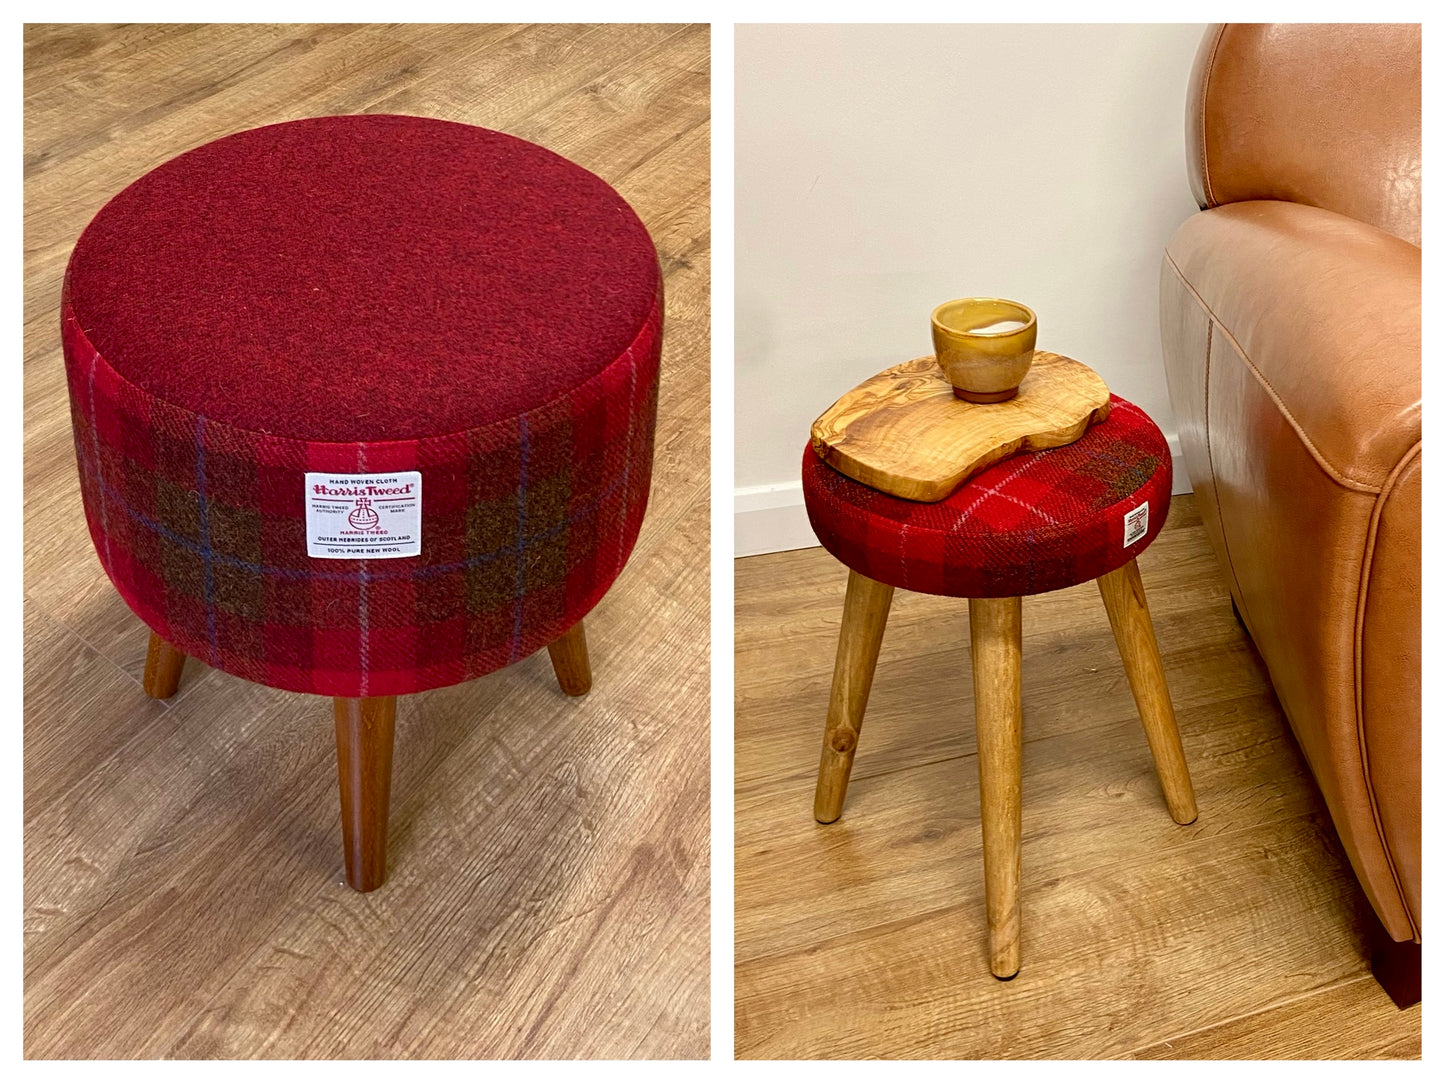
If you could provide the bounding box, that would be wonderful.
[930,297,1038,403]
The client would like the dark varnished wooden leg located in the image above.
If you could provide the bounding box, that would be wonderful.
[547,619,592,696]
[815,570,895,824]
[333,696,397,892]
[970,595,1024,980]
[1097,558,1199,825]
[1367,908,1421,1009]
[142,632,185,699]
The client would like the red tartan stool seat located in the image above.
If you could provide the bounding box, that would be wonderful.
[800,389,1198,979]
[802,395,1173,597]
[62,115,662,891]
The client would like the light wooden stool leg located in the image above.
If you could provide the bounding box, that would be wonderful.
[333,696,397,892]
[814,570,895,824]
[1096,558,1198,825]
[142,632,185,699]
[546,619,592,696]
[970,595,1024,980]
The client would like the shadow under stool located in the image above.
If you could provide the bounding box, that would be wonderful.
[801,395,1198,978]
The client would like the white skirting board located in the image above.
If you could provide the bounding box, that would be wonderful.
[735,434,1189,557]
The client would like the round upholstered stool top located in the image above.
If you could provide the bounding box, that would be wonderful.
[63,114,662,697]
[802,395,1171,598]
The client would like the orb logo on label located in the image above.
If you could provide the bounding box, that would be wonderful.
[348,497,381,532]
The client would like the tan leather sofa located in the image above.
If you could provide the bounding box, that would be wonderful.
[1158,23,1420,1005]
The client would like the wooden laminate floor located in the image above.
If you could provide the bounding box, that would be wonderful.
[24,23,710,1060]
[734,497,1421,1059]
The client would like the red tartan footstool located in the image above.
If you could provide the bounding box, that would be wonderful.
[801,393,1198,978]
[62,115,662,891]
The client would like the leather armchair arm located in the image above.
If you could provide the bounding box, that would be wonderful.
[1161,197,1421,940]
[1164,200,1420,489]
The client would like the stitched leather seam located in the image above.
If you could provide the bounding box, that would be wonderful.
[1162,250,1382,494]
[1198,24,1225,207]
[1352,441,1421,940]
[1198,315,1254,627]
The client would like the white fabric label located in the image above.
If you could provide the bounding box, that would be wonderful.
[1123,500,1149,548]
[305,472,422,559]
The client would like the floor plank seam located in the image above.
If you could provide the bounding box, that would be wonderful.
[1114,973,1379,1059]
[157,893,333,1059]
[732,808,1352,969]
[613,114,712,193]
[734,703,1288,800]
[621,480,709,570]
[26,592,155,697]
[474,23,700,161]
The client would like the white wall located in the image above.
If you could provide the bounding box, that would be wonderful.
[735,23,1208,556]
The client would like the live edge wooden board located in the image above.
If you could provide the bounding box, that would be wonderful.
[810,351,1111,502]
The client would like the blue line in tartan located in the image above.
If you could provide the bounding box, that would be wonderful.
[508,416,530,664]
[195,415,219,664]
[80,444,624,585]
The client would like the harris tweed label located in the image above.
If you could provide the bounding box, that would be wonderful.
[305,472,422,559]
[1123,500,1148,548]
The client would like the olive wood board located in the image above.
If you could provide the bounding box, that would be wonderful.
[809,351,1111,502]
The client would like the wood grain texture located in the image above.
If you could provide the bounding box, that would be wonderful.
[1126,976,1422,1059]
[735,496,1420,1059]
[813,570,894,824]
[809,351,1111,501]
[968,596,1023,979]
[24,23,709,1060]
[333,696,397,893]
[1096,559,1198,825]
[546,620,593,697]
[142,633,185,699]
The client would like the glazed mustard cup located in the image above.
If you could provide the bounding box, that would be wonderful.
[930,298,1038,403]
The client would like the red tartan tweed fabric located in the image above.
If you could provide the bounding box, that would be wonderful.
[802,396,1172,598]
[62,115,662,697]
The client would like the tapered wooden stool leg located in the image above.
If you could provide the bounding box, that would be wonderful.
[142,632,185,699]
[333,696,397,892]
[1097,558,1198,825]
[547,619,592,696]
[814,570,895,824]
[970,596,1024,979]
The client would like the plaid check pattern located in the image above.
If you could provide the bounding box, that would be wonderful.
[63,284,662,698]
[802,395,1172,598]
